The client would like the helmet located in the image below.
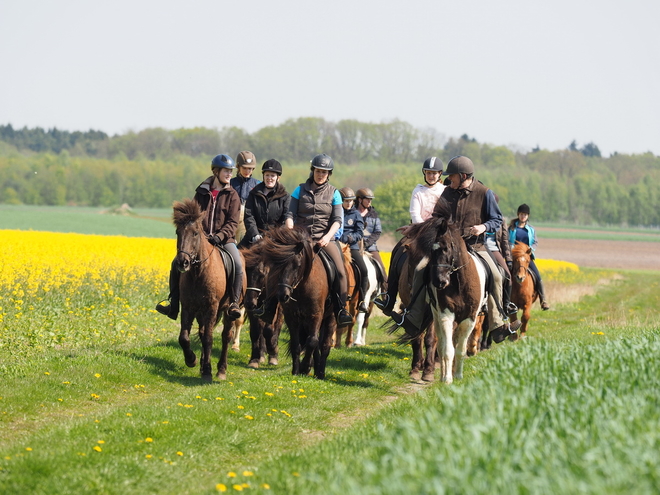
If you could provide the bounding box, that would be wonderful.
[442,155,474,176]
[262,159,283,175]
[236,151,257,168]
[422,156,443,174]
[356,187,375,199]
[311,153,334,171]
[339,187,356,200]
[211,154,235,169]
[517,203,530,215]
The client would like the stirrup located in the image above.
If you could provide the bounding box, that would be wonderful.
[391,309,407,327]
[374,293,390,309]
[337,309,353,326]
[358,301,369,313]
[506,302,518,315]
[227,303,241,320]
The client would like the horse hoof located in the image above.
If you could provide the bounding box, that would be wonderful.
[422,372,435,382]
[231,346,240,352]
[248,360,259,369]
[185,356,197,368]
[216,372,227,381]
[409,370,421,381]
[268,357,278,366]
[259,356,266,364]
[202,374,213,383]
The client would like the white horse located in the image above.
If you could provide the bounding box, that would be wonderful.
[352,253,381,346]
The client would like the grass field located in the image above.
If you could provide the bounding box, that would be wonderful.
[1,209,660,494]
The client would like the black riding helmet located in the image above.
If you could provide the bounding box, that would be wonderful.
[517,204,530,215]
[262,159,283,175]
[310,153,334,171]
[422,156,443,185]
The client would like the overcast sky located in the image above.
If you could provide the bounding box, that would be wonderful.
[1,0,658,156]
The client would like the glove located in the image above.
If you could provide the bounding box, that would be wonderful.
[251,234,263,243]
[208,234,224,246]
[345,235,354,245]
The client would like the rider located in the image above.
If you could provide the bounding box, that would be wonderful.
[286,153,353,326]
[239,159,291,248]
[230,150,260,243]
[388,155,520,342]
[374,156,445,315]
[509,203,550,310]
[485,194,517,317]
[339,187,369,313]
[356,187,387,286]
[156,153,244,321]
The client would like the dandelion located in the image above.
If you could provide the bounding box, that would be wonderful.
[44,372,50,375]
[25,447,32,452]
[126,413,132,416]
[93,446,102,452]
[227,471,237,478]
[176,451,183,456]
[292,472,300,477]
[264,392,274,396]
[242,471,253,477]
[216,484,227,492]
[237,405,244,409]
[232,485,243,491]
[261,483,271,489]
[97,440,105,444]
[94,374,101,378]
[146,454,152,459]
[145,438,153,443]
[244,415,254,420]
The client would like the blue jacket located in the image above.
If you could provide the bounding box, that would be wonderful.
[361,207,382,252]
[509,220,537,251]
[230,175,261,205]
[340,206,364,250]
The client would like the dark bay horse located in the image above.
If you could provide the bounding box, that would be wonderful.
[241,243,283,369]
[405,198,487,384]
[252,226,336,379]
[173,199,245,382]
[510,241,538,338]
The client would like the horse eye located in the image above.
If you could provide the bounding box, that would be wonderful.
[193,232,198,237]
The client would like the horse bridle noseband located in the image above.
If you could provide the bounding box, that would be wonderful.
[431,237,468,274]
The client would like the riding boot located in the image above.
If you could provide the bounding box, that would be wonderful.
[155,265,180,320]
[228,272,243,320]
[358,277,369,313]
[537,278,550,310]
[503,277,517,315]
[336,292,353,326]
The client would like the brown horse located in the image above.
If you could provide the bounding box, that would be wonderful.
[404,198,487,384]
[510,241,538,338]
[334,242,357,348]
[251,226,336,379]
[241,243,283,368]
[173,199,245,382]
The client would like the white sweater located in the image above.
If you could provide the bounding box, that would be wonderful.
[409,182,445,224]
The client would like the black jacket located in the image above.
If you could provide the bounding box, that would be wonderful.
[241,182,291,245]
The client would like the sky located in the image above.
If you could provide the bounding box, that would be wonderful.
[1,0,659,157]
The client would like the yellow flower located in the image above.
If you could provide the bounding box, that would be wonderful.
[126,413,132,416]
[93,446,102,452]
[216,484,227,492]
[25,447,32,452]
[232,485,243,491]
[244,415,254,420]
[97,440,105,444]
[145,437,153,443]
[145,454,152,459]
[44,372,50,375]
[95,374,101,378]
[227,472,236,478]
[176,451,183,456]
[242,471,253,477]
[261,483,270,489]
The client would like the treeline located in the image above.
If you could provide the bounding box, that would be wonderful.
[0,118,443,164]
[1,121,659,229]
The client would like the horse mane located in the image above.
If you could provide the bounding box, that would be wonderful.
[259,226,315,294]
[173,198,203,228]
[406,197,454,261]
[512,241,531,257]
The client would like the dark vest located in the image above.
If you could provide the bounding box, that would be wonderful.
[295,179,337,240]
[440,178,489,247]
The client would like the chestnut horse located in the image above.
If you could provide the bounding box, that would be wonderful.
[242,243,283,368]
[405,198,487,384]
[510,241,538,338]
[173,199,245,382]
[334,243,357,348]
[251,226,336,379]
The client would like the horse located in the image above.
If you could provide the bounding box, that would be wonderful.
[241,242,283,368]
[172,198,245,382]
[334,243,357,348]
[253,226,336,379]
[404,197,487,384]
[230,310,246,352]
[510,241,538,338]
[351,253,382,346]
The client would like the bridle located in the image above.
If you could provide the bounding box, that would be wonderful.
[431,236,468,274]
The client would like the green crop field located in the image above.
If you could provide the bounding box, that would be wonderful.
[1,207,659,494]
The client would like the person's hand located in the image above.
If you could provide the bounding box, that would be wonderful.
[251,234,263,243]
[469,224,486,236]
[344,234,354,244]
[208,234,224,246]
[316,234,331,248]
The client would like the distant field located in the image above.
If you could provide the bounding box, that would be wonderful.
[0,204,174,238]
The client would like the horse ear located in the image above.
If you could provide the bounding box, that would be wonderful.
[294,242,305,255]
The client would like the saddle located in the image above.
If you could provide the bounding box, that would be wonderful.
[469,245,505,316]
[214,245,236,286]
[316,247,338,288]
[367,253,387,287]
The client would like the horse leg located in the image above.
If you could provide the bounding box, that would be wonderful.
[248,314,264,369]
[216,316,232,381]
[354,313,366,346]
[178,309,197,368]
[410,334,424,381]
[435,313,455,384]
[453,319,476,381]
[266,312,282,366]
[313,315,335,379]
[300,325,318,376]
[198,315,215,382]
[289,321,301,376]
[520,304,532,338]
[231,318,241,352]
[422,324,437,382]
